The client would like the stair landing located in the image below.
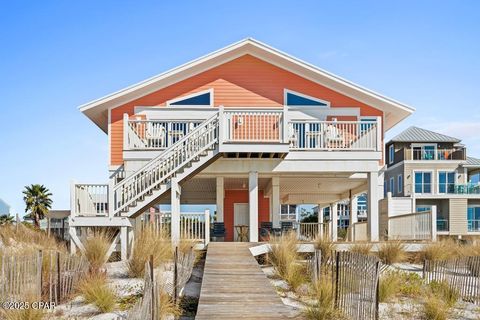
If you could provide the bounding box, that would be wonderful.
[195,242,298,319]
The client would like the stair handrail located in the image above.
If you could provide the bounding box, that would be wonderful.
[113,112,220,214]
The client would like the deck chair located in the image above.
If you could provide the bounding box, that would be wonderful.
[259,222,273,241]
[211,222,226,242]
[280,221,294,234]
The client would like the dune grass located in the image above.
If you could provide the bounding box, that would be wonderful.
[378,272,401,302]
[0,224,66,255]
[77,272,116,313]
[157,285,181,319]
[349,242,373,255]
[128,226,173,278]
[84,229,114,274]
[313,235,335,263]
[377,240,406,265]
[269,231,307,291]
[304,279,345,320]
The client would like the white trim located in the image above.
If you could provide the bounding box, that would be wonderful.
[398,174,403,194]
[389,177,395,194]
[284,88,330,107]
[166,88,213,107]
[412,170,434,195]
[78,38,414,132]
[388,145,394,165]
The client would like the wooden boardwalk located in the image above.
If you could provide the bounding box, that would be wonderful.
[195,242,297,319]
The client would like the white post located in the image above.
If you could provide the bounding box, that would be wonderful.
[282,105,289,143]
[204,209,210,246]
[108,178,115,218]
[120,226,128,260]
[431,205,437,242]
[271,177,280,228]
[249,171,259,242]
[218,105,225,144]
[349,193,358,225]
[368,171,380,241]
[318,205,324,238]
[376,116,382,152]
[70,180,76,218]
[216,177,224,222]
[171,177,181,245]
[331,203,338,242]
[123,113,129,151]
[69,227,77,254]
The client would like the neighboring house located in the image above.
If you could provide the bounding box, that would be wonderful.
[70,38,414,259]
[40,210,70,241]
[0,198,11,216]
[383,126,480,240]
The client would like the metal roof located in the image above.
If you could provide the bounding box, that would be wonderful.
[389,126,461,143]
[465,157,480,167]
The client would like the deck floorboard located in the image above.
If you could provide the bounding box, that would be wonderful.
[195,242,298,319]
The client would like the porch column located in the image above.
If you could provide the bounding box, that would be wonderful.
[349,193,358,226]
[249,171,259,242]
[171,177,181,245]
[367,171,380,241]
[120,226,128,260]
[331,203,338,242]
[318,205,324,238]
[271,176,280,228]
[216,177,224,222]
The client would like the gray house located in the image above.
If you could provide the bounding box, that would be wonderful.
[383,126,480,239]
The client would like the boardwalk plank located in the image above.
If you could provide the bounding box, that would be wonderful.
[195,242,298,319]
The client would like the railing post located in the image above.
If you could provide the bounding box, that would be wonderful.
[431,205,437,242]
[376,116,382,152]
[70,180,76,218]
[123,113,129,151]
[204,209,210,246]
[218,105,225,145]
[108,179,115,218]
[282,105,289,143]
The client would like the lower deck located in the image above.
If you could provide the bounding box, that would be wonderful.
[195,242,298,319]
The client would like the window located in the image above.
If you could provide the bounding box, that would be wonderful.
[389,145,395,164]
[416,205,432,212]
[398,174,403,194]
[412,144,436,160]
[467,206,480,232]
[167,89,212,106]
[280,204,297,221]
[284,89,330,106]
[357,194,367,216]
[438,171,455,194]
[414,171,432,194]
[389,177,395,194]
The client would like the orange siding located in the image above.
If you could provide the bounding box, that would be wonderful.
[110,54,383,165]
[223,189,270,242]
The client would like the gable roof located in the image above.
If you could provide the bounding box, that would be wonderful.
[389,126,461,144]
[79,38,415,132]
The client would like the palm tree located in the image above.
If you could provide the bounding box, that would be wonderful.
[23,184,52,230]
[0,214,14,225]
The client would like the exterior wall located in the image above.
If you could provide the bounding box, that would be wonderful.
[403,162,463,196]
[110,54,383,165]
[384,163,405,197]
[223,189,270,241]
[449,198,468,235]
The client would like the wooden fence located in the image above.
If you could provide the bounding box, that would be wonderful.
[424,256,480,304]
[309,250,380,320]
[124,248,197,320]
[0,251,89,304]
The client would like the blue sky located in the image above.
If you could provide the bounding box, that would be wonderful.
[0,1,479,216]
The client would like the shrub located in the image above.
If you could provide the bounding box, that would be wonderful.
[349,243,373,255]
[398,272,423,297]
[269,231,307,291]
[78,273,116,313]
[128,226,172,277]
[314,235,335,263]
[378,272,400,302]
[304,280,345,320]
[428,281,458,308]
[84,230,113,273]
[422,295,449,320]
[377,241,406,265]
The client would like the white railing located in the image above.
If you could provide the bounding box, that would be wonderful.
[223,109,284,142]
[388,211,434,241]
[125,118,202,150]
[289,120,378,151]
[142,211,210,243]
[294,222,331,241]
[73,184,109,216]
[114,113,219,215]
